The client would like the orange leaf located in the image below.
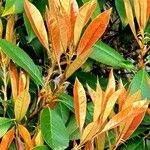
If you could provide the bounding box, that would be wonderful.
[16,137,25,150]
[73,78,87,131]
[87,84,96,102]
[9,61,19,99]
[84,140,94,150]
[18,124,33,149]
[77,8,111,56]
[101,100,149,133]
[74,0,96,47]
[134,0,140,28]
[19,70,29,94]
[65,48,92,79]
[24,0,49,50]
[124,0,138,42]
[70,0,79,43]
[147,0,150,21]
[93,80,103,122]
[0,127,15,150]
[45,9,62,62]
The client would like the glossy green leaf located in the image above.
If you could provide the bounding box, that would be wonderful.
[23,13,36,43]
[90,41,133,69]
[40,108,69,149]
[115,0,128,27]
[66,115,80,140]
[0,117,12,138]
[130,69,150,99]
[55,102,70,124]
[2,0,24,16]
[32,145,49,150]
[0,39,44,86]
[119,137,145,150]
[57,93,74,112]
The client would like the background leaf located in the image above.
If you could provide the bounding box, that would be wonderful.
[32,145,49,150]
[90,41,133,69]
[40,108,69,149]
[130,69,150,99]
[0,39,44,86]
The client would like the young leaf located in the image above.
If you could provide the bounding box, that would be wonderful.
[14,90,30,122]
[81,121,99,144]
[24,0,49,50]
[18,124,33,149]
[65,48,92,79]
[124,0,138,41]
[40,108,69,149]
[77,8,111,56]
[74,0,96,47]
[45,9,62,63]
[102,90,121,123]
[93,80,102,122]
[9,61,19,99]
[0,117,12,138]
[0,127,15,150]
[0,39,44,86]
[101,100,149,133]
[73,78,87,131]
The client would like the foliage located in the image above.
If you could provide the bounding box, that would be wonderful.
[0,0,150,149]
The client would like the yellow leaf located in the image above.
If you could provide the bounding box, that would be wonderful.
[60,0,71,13]
[2,5,15,17]
[0,127,15,150]
[73,78,87,131]
[139,0,147,30]
[18,124,33,149]
[65,48,92,79]
[81,121,99,144]
[122,90,141,110]
[5,16,15,42]
[35,130,44,146]
[95,133,105,150]
[93,80,103,122]
[9,61,19,100]
[0,19,3,38]
[124,0,138,42]
[24,0,49,50]
[14,90,31,122]
[77,8,111,56]
[102,90,121,123]
[74,0,96,47]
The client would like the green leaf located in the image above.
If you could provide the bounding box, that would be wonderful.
[66,115,80,140]
[32,145,49,150]
[23,13,36,43]
[90,41,133,69]
[57,93,74,112]
[2,0,24,16]
[55,102,70,124]
[115,0,128,28]
[119,137,145,150]
[130,69,150,99]
[0,117,12,138]
[0,39,44,86]
[40,108,69,149]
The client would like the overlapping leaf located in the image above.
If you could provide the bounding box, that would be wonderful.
[77,8,111,56]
